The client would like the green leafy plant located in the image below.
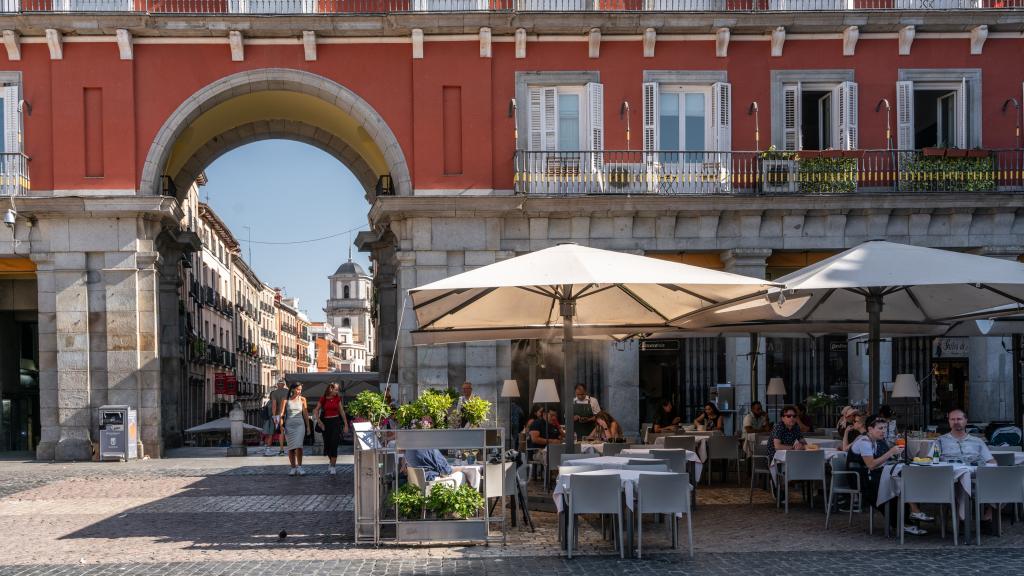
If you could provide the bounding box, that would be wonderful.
[395,402,426,429]
[348,390,390,427]
[806,392,839,411]
[417,389,455,429]
[759,145,799,161]
[899,153,995,193]
[388,483,425,519]
[460,396,492,428]
[798,156,857,194]
[426,483,484,519]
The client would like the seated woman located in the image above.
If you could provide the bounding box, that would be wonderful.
[693,402,724,432]
[836,405,855,438]
[586,411,623,442]
[841,411,866,452]
[848,416,932,536]
[795,403,814,434]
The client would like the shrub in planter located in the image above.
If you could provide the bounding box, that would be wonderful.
[348,390,391,427]
[395,389,456,429]
[388,484,426,519]
[798,156,857,194]
[900,153,995,193]
[426,483,485,519]
[460,396,493,428]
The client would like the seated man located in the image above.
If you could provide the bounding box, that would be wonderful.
[742,401,772,456]
[405,448,466,488]
[529,408,565,465]
[653,399,682,433]
[937,408,997,525]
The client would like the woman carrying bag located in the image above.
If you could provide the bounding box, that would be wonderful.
[313,383,348,476]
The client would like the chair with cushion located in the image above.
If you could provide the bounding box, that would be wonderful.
[900,465,957,545]
[706,435,742,485]
[664,436,697,452]
[636,472,693,558]
[567,473,624,558]
[780,450,826,514]
[603,442,627,457]
[824,452,870,531]
[974,465,1024,544]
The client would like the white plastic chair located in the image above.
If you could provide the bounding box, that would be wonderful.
[664,436,697,451]
[900,465,957,545]
[824,452,869,530]
[637,473,693,558]
[749,434,774,504]
[407,466,457,518]
[623,462,670,472]
[706,435,742,485]
[603,442,628,456]
[567,473,624,559]
[561,453,598,464]
[543,443,565,492]
[650,449,689,474]
[780,450,826,514]
[974,465,1024,545]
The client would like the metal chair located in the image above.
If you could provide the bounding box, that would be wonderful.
[651,449,689,474]
[623,462,670,472]
[749,435,774,505]
[543,443,565,492]
[974,466,1024,544]
[664,436,697,451]
[706,435,742,485]
[561,453,598,464]
[989,445,1022,452]
[637,472,693,558]
[567,473,624,559]
[825,452,868,530]
[899,465,957,545]
[994,452,1017,467]
[640,423,653,443]
[603,442,627,456]
[780,450,827,514]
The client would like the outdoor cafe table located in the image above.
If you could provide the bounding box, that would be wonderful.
[552,468,678,558]
[803,437,841,449]
[877,462,994,544]
[620,448,703,482]
[652,435,709,462]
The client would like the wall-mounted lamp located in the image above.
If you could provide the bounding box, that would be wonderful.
[620,101,631,150]
[748,102,760,151]
[18,99,30,117]
[876,98,892,150]
[1003,98,1021,149]
[508,98,518,146]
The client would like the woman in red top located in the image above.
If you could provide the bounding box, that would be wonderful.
[314,383,349,475]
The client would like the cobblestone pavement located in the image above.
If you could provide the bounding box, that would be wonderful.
[1,450,1023,573]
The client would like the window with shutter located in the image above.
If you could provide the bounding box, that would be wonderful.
[2,84,19,156]
[783,83,801,151]
[642,82,659,165]
[585,82,604,171]
[955,77,968,149]
[712,82,732,153]
[835,81,858,150]
[896,80,914,150]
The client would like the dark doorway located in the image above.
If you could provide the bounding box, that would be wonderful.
[1,312,39,452]
[930,359,968,428]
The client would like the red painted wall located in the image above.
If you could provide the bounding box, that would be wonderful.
[7,34,1024,194]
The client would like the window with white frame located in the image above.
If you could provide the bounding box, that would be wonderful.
[780,81,858,151]
[527,82,604,169]
[897,79,967,149]
[643,80,730,160]
[0,81,20,155]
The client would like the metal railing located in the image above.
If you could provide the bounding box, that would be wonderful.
[513,148,1024,196]
[0,153,29,197]
[2,0,1020,13]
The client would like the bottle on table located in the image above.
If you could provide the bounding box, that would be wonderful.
[931,442,940,464]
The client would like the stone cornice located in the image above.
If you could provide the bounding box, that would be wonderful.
[2,12,1023,38]
[13,195,180,221]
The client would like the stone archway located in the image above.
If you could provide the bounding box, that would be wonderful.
[140,68,411,199]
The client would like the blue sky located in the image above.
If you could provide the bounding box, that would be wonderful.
[202,140,372,323]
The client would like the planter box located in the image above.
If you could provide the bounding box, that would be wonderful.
[397,519,488,542]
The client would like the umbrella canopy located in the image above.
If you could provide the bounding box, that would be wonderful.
[409,243,776,450]
[675,240,1024,410]
[185,417,263,434]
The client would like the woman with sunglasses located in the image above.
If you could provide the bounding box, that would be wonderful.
[767,406,806,463]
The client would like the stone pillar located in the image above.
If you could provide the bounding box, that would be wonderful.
[34,252,93,461]
[395,251,418,403]
[158,250,185,449]
[720,249,771,411]
[137,252,163,457]
[603,340,639,438]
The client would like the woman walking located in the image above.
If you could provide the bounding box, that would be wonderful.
[314,383,348,476]
[284,382,310,476]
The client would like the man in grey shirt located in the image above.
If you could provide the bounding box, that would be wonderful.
[267,378,290,456]
[936,408,995,467]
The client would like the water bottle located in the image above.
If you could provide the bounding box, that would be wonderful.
[931,441,940,464]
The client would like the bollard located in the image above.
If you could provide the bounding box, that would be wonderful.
[227,401,248,457]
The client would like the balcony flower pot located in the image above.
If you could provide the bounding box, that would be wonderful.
[760,147,800,194]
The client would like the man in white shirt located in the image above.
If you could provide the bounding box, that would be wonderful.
[742,401,772,456]
[936,408,995,466]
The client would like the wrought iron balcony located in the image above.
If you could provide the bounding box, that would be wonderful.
[2,0,1020,14]
[513,148,1024,196]
[0,153,30,197]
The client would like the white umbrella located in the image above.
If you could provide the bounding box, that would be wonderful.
[185,417,263,434]
[409,243,777,449]
[676,240,1024,410]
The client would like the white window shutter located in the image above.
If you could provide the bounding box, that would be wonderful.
[956,76,968,148]
[835,81,858,150]
[2,85,20,155]
[586,82,604,170]
[542,87,558,152]
[896,80,914,150]
[528,87,543,151]
[783,82,801,151]
[712,82,732,152]
[642,81,659,164]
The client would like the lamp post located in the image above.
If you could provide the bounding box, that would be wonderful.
[621,101,632,150]
[1003,98,1021,149]
[501,379,521,448]
[876,98,892,150]
[767,377,786,423]
[749,102,760,151]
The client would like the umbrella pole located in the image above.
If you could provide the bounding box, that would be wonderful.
[750,333,760,406]
[867,291,883,414]
[562,292,576,454]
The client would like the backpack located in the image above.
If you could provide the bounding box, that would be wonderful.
[262,400,273,421]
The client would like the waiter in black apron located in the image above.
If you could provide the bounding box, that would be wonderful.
[572,384,601,439]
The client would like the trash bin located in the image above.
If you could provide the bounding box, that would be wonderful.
[98,405,138,461]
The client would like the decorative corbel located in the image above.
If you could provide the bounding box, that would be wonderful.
[2,30,20,61]
[589,28,601,59]
[302,31,316,62]
[843,26,859,57]
[45,29,62,61]
[970,25,988,55]
[899,25,915,56]
[643,28,656,58]
[515,28,527,59]
[412,29,424,60]
[480,27,492,58]
[716,27,730,58]
[228,30,244,62]
[116,29,133,60]
[770,27,785,58]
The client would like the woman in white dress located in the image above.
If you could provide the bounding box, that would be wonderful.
[284,383,310,476]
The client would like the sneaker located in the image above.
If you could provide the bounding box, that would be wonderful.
[328,466,336,476]
[909,511,934,523]
[263,448,274,457]
[278,450,286,456]
[903,525,927,536]
[297,466,307,476]
[288,467,297,476]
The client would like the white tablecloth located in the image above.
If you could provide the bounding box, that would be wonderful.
[652,436,709,462]
[803,437,841,450]
[619,448,703,482]
[876,462,981,519]
[580,442,604,455]
[770,449,842,482]
[568,455,649,468]
[452,464,482,491]
[552,468,677,512]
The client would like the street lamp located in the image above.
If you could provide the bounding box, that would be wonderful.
[620,101,632,150]
[749,102,760,151]
[876,98,892,150]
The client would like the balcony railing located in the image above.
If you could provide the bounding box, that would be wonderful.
[513,148,1024,196]
[0,153,30,197]
[2,0,1020,14]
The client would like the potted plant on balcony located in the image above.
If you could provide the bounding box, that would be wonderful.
[760,146,800,193]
